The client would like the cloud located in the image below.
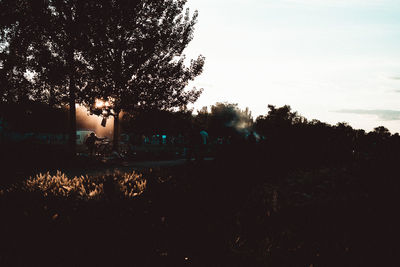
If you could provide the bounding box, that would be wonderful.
[335,109,400,121]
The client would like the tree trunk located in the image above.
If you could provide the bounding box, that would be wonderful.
[113,110,120,151]
[67,43,76,157]
[68,77,77,156]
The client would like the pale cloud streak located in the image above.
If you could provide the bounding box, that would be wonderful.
[336,109,400,121]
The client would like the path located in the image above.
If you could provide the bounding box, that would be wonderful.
[62,157,215,178]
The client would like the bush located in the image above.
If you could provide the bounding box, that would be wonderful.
[8,170,147,201]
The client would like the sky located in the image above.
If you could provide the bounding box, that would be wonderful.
[184,0,400,133]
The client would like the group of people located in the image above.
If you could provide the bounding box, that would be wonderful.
[84,129,260,159]
[84,129,211,160]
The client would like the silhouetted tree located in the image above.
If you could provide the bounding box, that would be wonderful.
[206,102,253,138]
[373,126,391,139]
[0,0,95,155]
[121,108,193,137]
[0,0,48,103]
[255,105,305,141]
[0,101,68,133]
[194,106,210,131]
[83,0,205,151]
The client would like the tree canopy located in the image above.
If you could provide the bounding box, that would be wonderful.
[194,102,253,138]
[84,0,205,149]
[84,0,204,112]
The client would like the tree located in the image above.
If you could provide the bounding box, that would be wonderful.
[121,108,193,137]
[373,126,391,139]
[39,0,96,155]
[194,106,210,131]
[255,105,306,137]
[0,0,48,103]
[0,0,94,155]
[83,0,205,150]
[198,102,253,138]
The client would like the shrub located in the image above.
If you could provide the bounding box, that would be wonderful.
[20,170,146,201]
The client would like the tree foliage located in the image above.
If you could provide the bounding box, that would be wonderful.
[83,0,204,149]
[0,0,46,103]
[121,108,193,136]
[84,0,204,112]
[195,102,253,137]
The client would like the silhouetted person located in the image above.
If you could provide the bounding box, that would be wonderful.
[199,130,209,161]
[85,132,105,156]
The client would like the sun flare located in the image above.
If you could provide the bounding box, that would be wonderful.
[95,99,105,108]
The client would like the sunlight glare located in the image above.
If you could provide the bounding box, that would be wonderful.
[95,99,105,108]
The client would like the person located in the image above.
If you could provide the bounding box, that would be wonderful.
[198,129,209,161]
[85,132,105,156]
[199,130,209,145]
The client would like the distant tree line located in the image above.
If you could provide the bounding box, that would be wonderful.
[3,101,398,164]
[118,102,399,168]
[252,105,400,171]
[124,103,400,170]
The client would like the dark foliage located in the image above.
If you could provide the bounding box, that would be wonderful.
[254,105,400,169]
[195,102,253,138]
[0,101,68,133]
[121,108,193,136]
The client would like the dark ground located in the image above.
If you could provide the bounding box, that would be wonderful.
[1,145,400,266]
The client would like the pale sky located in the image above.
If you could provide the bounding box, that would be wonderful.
[184,0,400,133]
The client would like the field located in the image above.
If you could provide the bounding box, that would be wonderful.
[1,146,398,266]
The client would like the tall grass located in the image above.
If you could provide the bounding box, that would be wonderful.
[18,170,147,200]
